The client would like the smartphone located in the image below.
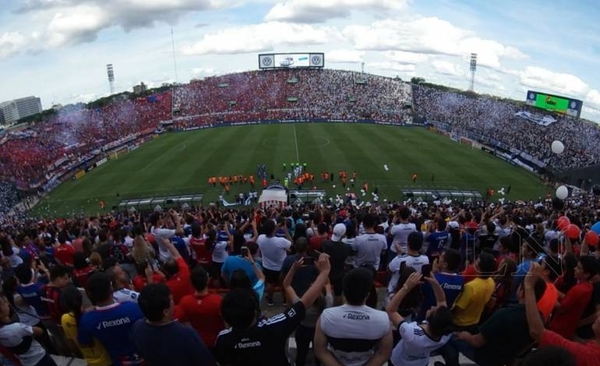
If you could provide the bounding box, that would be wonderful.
[303,256,315,265]
[421,264,432,278]
[241,246,249,257]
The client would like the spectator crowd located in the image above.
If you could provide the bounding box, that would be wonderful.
[0,192,598,365]
[413,85,600,170]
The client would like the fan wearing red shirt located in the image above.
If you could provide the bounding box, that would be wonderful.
[189,222,212,270]
[175,266,224,349]
[54,232,75,268]
[549,256,597,338]
[309,223,329,252]
[161,238,193,304]
[525,263,600,366]
[132,261,166,292]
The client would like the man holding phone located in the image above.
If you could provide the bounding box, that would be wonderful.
[280,238,318,299]
[221,242,262,286]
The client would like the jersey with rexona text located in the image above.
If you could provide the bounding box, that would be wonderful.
[214,301,306,366]
[319,304,390,366]
[78,301,144,366]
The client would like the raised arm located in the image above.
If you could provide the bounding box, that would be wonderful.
[524,263,545,341]
[424,274,447,307]
[162,237,181,260]
[243,250,265,283]
[386,272,422,327]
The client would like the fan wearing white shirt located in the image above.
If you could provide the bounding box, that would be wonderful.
[256,219,292,305]
[388,207,417,255]
[149,210,182,263]
[353,214,387,271]
[386,272,453,366]
[388,232,429,298]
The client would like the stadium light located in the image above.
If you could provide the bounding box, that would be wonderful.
[107,64,115,95]
[469,53,477,92]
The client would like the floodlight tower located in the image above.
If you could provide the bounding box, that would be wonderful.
[106,64,115,95]
[469,53,477,91]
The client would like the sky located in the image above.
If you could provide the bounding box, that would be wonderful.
[1,0,600,121]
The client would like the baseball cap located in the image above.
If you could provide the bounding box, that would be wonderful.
[331,223,347,241]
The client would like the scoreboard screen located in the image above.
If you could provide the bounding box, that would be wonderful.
[526,91,583,118]
[259,53,325,70]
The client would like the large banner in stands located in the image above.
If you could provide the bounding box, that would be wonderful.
[176,119,406,132]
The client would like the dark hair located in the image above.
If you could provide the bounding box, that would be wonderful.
[407,231,423,252]
[442,249,461,272]
[50,265,69,282]
[86,272,112,305]
[73,252,88,270]
[558,253,578,293]
[580,256,599,279]
[14,263,33,284]
[61,286,84,322]
[477,252,496,278]
[162,259,180,279]
[221,289,258,329]
[190,266,209,292]
[191,222,202,238]
[362,214,376,229]
[521,346,575,366]
[532,278,547,302]
[263,220,276,237]
[295,237,308,254]
[138,283,171,322]
[393,266,423,311]
[343,268,374,305]
[230,269,251,290]
[57,231,68,245]
[399,207,410,220]
[437,218,447,231]
[542,255,562,282]
[427,306,453,337]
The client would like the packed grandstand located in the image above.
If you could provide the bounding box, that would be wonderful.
[1,68,600,366]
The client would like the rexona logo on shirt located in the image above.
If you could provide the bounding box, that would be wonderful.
[441,283,463,290]
[234,338,262,349]
[96,317,131,330]
[342,311,370,321]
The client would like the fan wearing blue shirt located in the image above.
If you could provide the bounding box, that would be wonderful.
[78,272,145,366]
[418,249,464,321]
[132,283,214,366]
[426,219,451,258]
[221,242,262,285]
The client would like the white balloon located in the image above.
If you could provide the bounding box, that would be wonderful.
[556,185,568,200]
[551,140,564,154]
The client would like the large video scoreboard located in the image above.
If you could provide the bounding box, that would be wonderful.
[258,53,325,70]
[526,90,583,118]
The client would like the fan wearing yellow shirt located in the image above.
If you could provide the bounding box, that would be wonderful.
[60,286,112,366]
[451,252,496,328]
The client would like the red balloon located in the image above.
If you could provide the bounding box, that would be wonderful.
[585,231,599,247]
[566,224,581,240]
[557,216,570,231]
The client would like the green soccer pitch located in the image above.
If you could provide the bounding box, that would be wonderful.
[31,123,550,217]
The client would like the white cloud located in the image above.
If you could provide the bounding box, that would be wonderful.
[0,32,27,59]
[368,61,415,73]
[518,66,589,97]
[182,22,336,55]
[47,5,111,47]
[265,0,408,23]
[343,17,527,71]
[191,67,218,77]
[431,60,463,76]
[327,49,364,63]
[384,50,428,65]
[585,89,600,111]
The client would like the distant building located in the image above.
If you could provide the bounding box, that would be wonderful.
[133,82,148,94]
[0,96,42,125]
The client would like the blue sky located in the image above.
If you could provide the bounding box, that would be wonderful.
[1,0,599,121]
